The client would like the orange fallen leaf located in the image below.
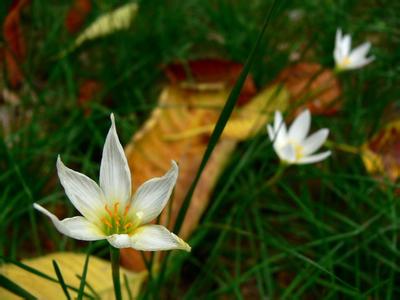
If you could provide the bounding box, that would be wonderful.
[276,62,342,116]
[2,0,30,88]
[121,59,257,271]
[361,120,400,183]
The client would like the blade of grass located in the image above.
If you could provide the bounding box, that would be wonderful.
[76,275,101,300]
[77,244,92,300]
[172,0,280,235]
[156,0,281,292]
[123,273,133,300]
[0,274,37,299]
[52,260,71,300]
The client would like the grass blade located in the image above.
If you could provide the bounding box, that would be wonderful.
[123,273,133,300]
[52,259,71,300]
[77,245,91,300]
[0,274,37,299]
[173,0,280,235]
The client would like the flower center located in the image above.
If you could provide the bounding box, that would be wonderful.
[340,56,351,68]
[100,202,141,235]
[293,143,304,160]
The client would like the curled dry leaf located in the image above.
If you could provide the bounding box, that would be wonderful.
[276,62,342,116]
[73,3,138,50]
[121,59,257,271]
[0,252,146,299]
[361,120,400,183]
[2,0,30,88]
[65,0,92,34]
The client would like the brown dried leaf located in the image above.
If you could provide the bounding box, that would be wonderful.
[121,60,257,271]
[276,62,342,116]
[361,120,400,183]
[2,0,30,88]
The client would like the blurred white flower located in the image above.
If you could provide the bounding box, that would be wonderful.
[267,110,331,164]
[34,114,190,252]
[334,28,374,71]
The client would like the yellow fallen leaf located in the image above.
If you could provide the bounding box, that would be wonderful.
[361,120,400,182]
[163,84,290,141]
[121,84,243,271]
[59,3,138,56]
[0,252,146,299]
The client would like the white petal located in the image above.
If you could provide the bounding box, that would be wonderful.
[107,234,132,248]
[277,143,296,163]
[130,161,178,224]
[342,33,351,57]
[273,111,283,132]
[288,110,311,142]
[301,128,329,156]
[349,42,371,62]
[347,55,374,70]
[272,111,288,147]
[297,151,331,164]
[100,113,132,207]
[57,156,105,222]
[333,48,342,66]
[33,203,105,241]
[267,124,275,141]
[108,225,190,251]
[335,28,342,46]
[334,28,343,63]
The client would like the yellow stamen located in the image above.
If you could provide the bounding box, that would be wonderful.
[123,203,131,217]
[124,223,132,230]
[101,217,112,229]
[105,204,113,218]
[113,202,120,216]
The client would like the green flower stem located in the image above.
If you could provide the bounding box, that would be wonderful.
[110,246,122,300]
[265,163,288,187]
[325,140,360,155]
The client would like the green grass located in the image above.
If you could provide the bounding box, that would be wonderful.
[1,0,400,298]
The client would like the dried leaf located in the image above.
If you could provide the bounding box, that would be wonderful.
[0,252,146,299]
[276,63,342,116]
[164,84,290,141]
[165,59,257,105]
[65,0,92,34]
[2,0,30,88]
[73,3,138,49]
[361,120,400,182]
[121,60,257,271]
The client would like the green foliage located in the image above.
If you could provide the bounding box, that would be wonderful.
[1,0,399,298]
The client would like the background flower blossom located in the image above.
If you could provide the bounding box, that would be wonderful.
[267,110,331,164]
[334,28,374,71]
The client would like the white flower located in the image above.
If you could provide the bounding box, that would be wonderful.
[34,114,190,252]
[267,110,331,164]
[334,28,374,71]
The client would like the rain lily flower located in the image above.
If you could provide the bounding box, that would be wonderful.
[334,28,374,72]
[267,110,331,164]
[34,114,190,252]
